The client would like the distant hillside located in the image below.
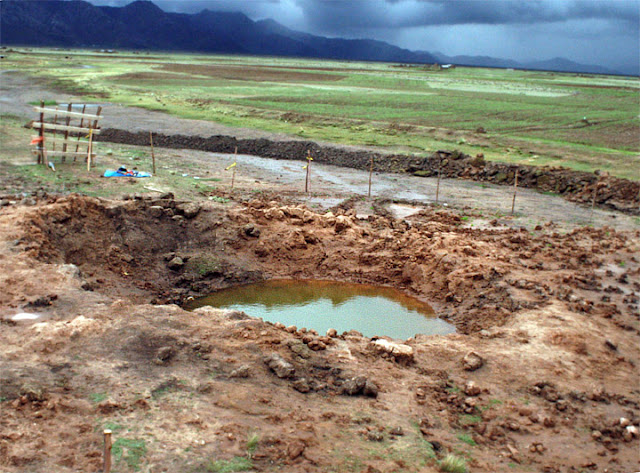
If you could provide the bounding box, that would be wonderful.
[433,52,624,76]
[1,0,631,75]
[0,0,437,63]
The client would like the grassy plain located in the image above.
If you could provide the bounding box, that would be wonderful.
[2,48,639,179]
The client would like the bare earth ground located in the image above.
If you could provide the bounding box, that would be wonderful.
[0,74,639,473]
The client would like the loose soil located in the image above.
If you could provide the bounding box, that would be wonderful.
[1,73,639,473]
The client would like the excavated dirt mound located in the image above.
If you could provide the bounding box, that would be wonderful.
[99,129,640,214]
[1,194,639,472]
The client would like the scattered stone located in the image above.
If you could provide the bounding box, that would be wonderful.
[287,440,305,460]
[619,417,631,428]
[155,346,175,364]
[363,380,379,398]
[326,328,338,338]
[366,431,385,442]
[464,381,481,396]
[229,365,250,378]
[292,378,311,393]
[626,425,638,439]
[177,202,201,219]
[167,256,184,270]
[371,339,414,363]
[264,353,295,379]
[286,325,297,333]
[342,376,367,396]
[591,430,602,441]
[462,351,484,371]
[604,339,618,351]
[543,417,556,428]
[389,427,404,436]
[149,205,164,218]
[243,223,260,238]
[288,340,313,359]
[307,339,327,351]
[97,399,120,414]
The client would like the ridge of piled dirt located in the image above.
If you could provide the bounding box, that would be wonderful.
[99,128,640,215]
[1,193,638,472]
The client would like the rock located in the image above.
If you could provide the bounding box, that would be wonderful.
[229,365,250,378]
[307,340,327,351]
[342,376,367,396]
[155,346,175,364]
[177,202,201,219]
[626,425,638,438]
[287,440,306,460]
[97,399,120,414]
[363,380,379,398]
[371,339,414,363]
[543,416,556,428]
[366,431,385,442]
[619,417,631,427]
[242,223,260,238]
[591,430,602,441]
[464,381,481,396]
[326,328,338,338]
[149,205,164,218]
[265,208,285,220]
[604,339,618,351]
[286,325,297,333]
[462,351,484,371]
[292,378,311,393]
[389,427,404,436]
[264,353,295,379]
[334,215,354,233]
[288,340,313,359]
[159,192,174,200]
[167,256,184,270]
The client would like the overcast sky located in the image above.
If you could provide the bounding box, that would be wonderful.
[87,0,639,73]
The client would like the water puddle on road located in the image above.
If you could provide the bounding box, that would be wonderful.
[185,279,455,340]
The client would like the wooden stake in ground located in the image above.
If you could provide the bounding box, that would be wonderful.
[368,156,374,198]
[511,168,519,215]
[304,151,313,193]
[74,104,87,157]
[87,128,94,171]
[435,153,442,204]
[38,100,45,165]
[149,131,156,175]
[61,103,72,163]
[103,429,112,473]
[225,160,237,189]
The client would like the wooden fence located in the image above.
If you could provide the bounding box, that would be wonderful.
[31,101,102,170]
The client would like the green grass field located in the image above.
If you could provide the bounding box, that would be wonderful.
[3,48,639,179]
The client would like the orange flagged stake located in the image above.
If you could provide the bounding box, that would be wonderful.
[304,151,313,193]
[30,136,44,145]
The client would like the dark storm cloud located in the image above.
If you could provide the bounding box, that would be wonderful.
[83,0,640,73]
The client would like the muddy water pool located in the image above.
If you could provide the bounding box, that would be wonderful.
[186,280,455,339]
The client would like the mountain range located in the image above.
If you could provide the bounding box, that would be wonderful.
[0,0,626,75]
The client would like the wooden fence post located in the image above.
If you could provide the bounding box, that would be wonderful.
[511,168,519,215]
[368,156,373,198]
[61,103,72,163]
[435,153,442,204]
[304,151,312,193]
[150,131,156,175]
[103,429,112,473]
[38,100,45,165]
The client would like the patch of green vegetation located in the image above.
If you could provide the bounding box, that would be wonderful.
[186,255,223,277]
[459,414,482,426]
[456,433,477,446]
[246,433,259,458]
[112,437,147,471]
[206,456,253,473]
[0,396,7,402]
[209,195,230,203]
[6,48,640,179]
[102,421,124,432]
[88,392,107,404]
[28,100,58,106]
[439,454,468,473]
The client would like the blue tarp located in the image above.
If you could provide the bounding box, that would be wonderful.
[104,167,152,178]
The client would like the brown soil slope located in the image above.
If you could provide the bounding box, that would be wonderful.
[1,194,639,472]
